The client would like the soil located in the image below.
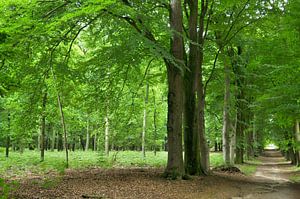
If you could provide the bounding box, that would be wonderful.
[9,150,300,199]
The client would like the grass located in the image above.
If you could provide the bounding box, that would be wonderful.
[236,164,257,175]
[210,152,224,167]
[0,150,225,178]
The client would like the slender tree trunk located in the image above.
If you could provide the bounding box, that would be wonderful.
[85,119,90,151]
[153,89,157,156]
[94,133,97,151]
[105,114,109,156]
[57,94,69,168]
[5,113,10,158]
[222,54,231,166]
[295,119,300,166]
[142,83,149,158]
[40,92,47,162]
[51,129,56,152]
[164,0,185,178]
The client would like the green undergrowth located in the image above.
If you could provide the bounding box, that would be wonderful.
[236,164,258,175]
[0,178,18,199]
[290,166,300,182]
[237,158,261,175]
[289,175,300,183]
[0,150,225,178]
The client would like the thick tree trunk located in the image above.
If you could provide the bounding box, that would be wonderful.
[233,48,245,164]
[184,0,201,176]
[198,89,209,174]
[230,116,237,165]
[85,119,90,151]
[222,54,231,166]
[40,92,47,162]
[197,0,209,174]
[235,99,245,164]
[142,83,149,158]
[164,0,185,179]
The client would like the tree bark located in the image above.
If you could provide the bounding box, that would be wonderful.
[85,119,90,151]
[57,94,69,168]
[94,133,97,151]
[105,115,109,156]
[153,89,157,156]
[197,0,210,174]
[142,83,149,158]
[5,113,10,158]
[230,115,237,165]
[164,0,185,178]
[222,53,231,166]
[295,119,300,166]
[235,90,245,164]
[51,128,56,152]
[40,92,47,162]
[184,0,201,176]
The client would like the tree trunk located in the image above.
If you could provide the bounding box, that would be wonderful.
[142,83,149,158]
[230,115,237,165]
[197,0,210,174]
[235,96,245,164]
[184,0,201,176]
[233,48,245,164]
[295,119,300,166]
[40,92,47,162]
[222,54,231,166]
[51,129,56,152]
[153,89,157,156]
[105,115,109,156]
[85,119,90,151]
[57,94,69,168]
[94,133,97,151]
[164,0,184,179]
[5,113,10,158]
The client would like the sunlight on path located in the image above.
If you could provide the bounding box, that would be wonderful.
[233,149,300,199]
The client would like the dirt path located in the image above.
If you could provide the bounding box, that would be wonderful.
[237,149,300,199]
[9,150,300,199]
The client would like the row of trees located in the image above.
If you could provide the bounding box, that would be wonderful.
[0,0,299,177]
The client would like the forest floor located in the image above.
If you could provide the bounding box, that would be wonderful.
[7,150,300,199]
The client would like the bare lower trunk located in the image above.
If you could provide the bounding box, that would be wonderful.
[40,92,47,162]
[153,89,157,156]
[198,94,209,174]
[197,0,209,174]
[105,115,109,156]
[164,0,185,179]
[222,55,231,166]
[184,0,202,176]
[85,119,90,151]
[230,116,237,165]
[51,129,56,152]
[142,83,149,158]
[5,113,10,158]
[94,133,97,151]
[295,119,300,166]
[57,94,69,168]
